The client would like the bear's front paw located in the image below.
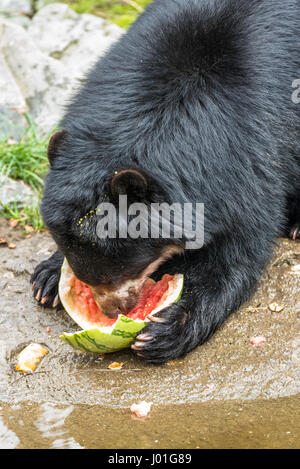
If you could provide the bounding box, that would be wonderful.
[30,252,63,308]
[131,300,199,364]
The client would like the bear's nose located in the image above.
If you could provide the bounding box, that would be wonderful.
[100,298,124,318]
[90,282,141,318]
[98,294,139,319]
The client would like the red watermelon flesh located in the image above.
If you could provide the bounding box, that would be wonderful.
[68,274,173,327]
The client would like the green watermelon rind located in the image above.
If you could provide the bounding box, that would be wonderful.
[60,315,147,354]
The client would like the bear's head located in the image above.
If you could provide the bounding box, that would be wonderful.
[41,130,184,317]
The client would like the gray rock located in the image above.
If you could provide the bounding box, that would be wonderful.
[28,3,123,79]
[0,53,27,113]
[28,4,79,58]
[0,0,32,15]
[0,11,31,28]
[0,174,38,208]
[0,106,28,141]
[0,4,123,135]
[35,0,56,10]
[61,13,123,79]
[0,18,73,134]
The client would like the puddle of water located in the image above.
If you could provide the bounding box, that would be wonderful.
[0,415,20,449]
[0,395,299,449]
[35,403,83,449]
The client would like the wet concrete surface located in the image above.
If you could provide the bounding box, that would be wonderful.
[0,223,299,448]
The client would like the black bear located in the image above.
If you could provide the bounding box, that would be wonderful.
[31,0,300,363]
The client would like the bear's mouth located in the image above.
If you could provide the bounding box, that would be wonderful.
[89,277,147,319]
[89,245,184,319]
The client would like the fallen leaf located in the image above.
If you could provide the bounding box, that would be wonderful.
[268,303,284,312]
[9,219,18,229]
[250,336,266,346]
[108,362,124,370]
[167,360,177,366]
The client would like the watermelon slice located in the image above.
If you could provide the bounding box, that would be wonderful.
[59,259,183,353]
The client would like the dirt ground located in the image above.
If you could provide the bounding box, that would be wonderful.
[0,218,299,448]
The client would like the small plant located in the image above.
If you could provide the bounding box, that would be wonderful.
[0,114,49,193]
[0,114,51,231]
[0,202,45,231]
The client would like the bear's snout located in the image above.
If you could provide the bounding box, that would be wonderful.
[90,281,142,318]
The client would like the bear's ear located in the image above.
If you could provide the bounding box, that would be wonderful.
[47,130,68,167]
[110,169,148,199]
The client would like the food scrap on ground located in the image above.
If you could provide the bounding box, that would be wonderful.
[167,360,184,366]
[268,303,284,312]
[130,401,152,418]
[15,343,49,373]
[250,336,266,346]
[108,362,124,370]
[8,243,16,249]
[9,219,18,229]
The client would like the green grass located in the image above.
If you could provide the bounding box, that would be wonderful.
[62,0,152,28]
[0,114,48,193]
[0,114,50,230]
[0,115,49,192]
[0,201,45,231]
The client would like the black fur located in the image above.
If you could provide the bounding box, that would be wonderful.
[31,0,300,363]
